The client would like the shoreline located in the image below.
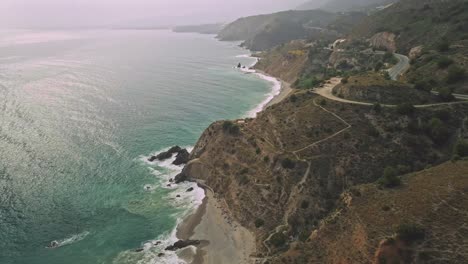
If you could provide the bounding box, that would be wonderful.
[176,187,255,264]
[173,52,290,264]
[242,56,293,117]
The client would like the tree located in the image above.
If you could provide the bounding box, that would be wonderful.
[374,61,384,72]
[437,40,450,52]
[437,56,454,69]
[455,140,468,157]
[282,158,296,169]
[378,166,401,188]
[396,103,415,115]
[438,87,455,101]
[414,80,432,92]
[446,65,466,84]
[373,103,382,113]
[255,218,265,228]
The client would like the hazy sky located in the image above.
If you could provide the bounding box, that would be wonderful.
[0,0,307,28]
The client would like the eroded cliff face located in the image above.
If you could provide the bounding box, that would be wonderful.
[254,40,310,84]
[182,89,468,260]
[369,32,397,52]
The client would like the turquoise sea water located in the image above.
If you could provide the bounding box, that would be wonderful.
[0,30,272,264]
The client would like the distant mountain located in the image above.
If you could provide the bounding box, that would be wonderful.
[298,0,395,12]
[172,23,224,35]
[296,0,329,10]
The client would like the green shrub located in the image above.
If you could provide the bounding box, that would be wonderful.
[290,94,298,103]
[396,223,425,242]
[222,121,240,135]
[455,140,468,157]
[301,200,310,209]
[319,99,327,106]
[427,118,450,144]
[255,218,265,228]
[373,103,382,113]
[438,87,455,101]
[378,167,401,188]
[437,56,454,69]
[341,77,349,84]
[396,103,415,115]
[263,156,270,163]
[281,158,296,169]
[270,232,287,247]
[446,65,466,84]
[437,40,450,52]
[374,61,384,72]
[414,80,432,92]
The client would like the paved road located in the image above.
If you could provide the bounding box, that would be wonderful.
[314,77,468,108]
[388,53,410,81]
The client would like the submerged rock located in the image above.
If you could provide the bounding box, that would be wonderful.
[173,149,190,165]
[165,240,200,251]
[134,248,144,252]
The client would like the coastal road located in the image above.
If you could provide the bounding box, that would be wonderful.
[314,77,468,108]
[388,53,410,81]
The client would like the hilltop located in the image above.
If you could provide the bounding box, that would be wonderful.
[298,0,395,12]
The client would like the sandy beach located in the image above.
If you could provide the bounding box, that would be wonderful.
[176,188,255,264]
[265,80,292,109]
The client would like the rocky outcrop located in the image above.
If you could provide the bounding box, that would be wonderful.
[165,240,201,251]
[148,146,191,165]
[369,32,396,52]
[173,149,190,165]
[148,146,182,162]
[409,45,423,60]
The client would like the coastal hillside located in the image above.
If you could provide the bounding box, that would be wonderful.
[217,10,338,51]
[270,160,468,263]
[351,0,468,94]
[181,87,468,260]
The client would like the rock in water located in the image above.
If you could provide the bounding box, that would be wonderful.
[186,187,194,192]
[173,149,190,165]
[148,146,182,162]
[174,172,188,184]
[165,240,200,251]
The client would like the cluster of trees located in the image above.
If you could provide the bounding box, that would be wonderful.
[222,121,240,135]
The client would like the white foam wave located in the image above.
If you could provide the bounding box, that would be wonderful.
[48,231,90,248]
[132,146,205,264]
[234,53,282,118]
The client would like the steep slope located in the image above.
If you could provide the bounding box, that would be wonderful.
[269,160,468,263]
[350,0,468,94]
[352,0,468,52]
[180,87,468,260]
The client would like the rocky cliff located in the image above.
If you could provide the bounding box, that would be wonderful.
[181,87,468,261]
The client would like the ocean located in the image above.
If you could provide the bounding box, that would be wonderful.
[0,30,278,264]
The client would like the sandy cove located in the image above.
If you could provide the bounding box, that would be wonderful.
[176,188,255,264]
